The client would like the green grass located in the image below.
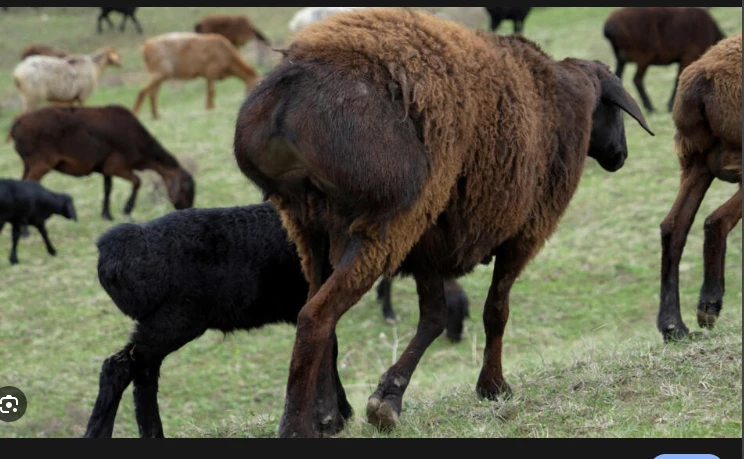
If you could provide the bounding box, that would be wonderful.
[0,7,741,439]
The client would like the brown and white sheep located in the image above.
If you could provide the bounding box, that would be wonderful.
[8,105,195,220]
[233,8,653,437]
[657,33,742,342]
[20,44,70,61]
[133,32,260,120]
[603,7,725,112]
[12,47,122,113]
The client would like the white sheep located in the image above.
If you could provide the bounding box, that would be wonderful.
[288,7,372,33]
[12,47,121,113]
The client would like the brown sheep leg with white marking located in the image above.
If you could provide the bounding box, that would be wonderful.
[279,234,383,438]
[366,273,447,431]
[658,161,714,342]
[697,185,742,328]
[476,235,538,399]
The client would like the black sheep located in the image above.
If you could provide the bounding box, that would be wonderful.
[97,7,142,34]
[484,7,533,34]
[83,203,351,438]
[0,178,77,265]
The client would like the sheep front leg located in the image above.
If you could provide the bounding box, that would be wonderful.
[697,185,742,329]
[658,162,714,342]
[476,235,539,400]
[133,74,166,120]
[34,221,56,256]
[279,234,382,438]
[367,273,447,432]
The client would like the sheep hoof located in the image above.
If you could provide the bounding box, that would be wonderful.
[697,300,721,329]
[384,317,397,325]
[365,396,399,432]
[48,248,57,257]
[476,381,513,401]
[102,213,113,221]
[9,257,19,265]
[661,323,690,343]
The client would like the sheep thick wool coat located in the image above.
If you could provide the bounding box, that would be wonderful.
[673,33,742,178]
[236,8,630,287]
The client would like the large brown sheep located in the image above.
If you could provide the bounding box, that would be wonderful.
[603,7,725,113]
[657,33,742,342]
[234,8,653,437]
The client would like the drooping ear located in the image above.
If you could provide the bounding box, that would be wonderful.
[601,74,655,137]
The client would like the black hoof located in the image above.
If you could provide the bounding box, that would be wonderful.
[697,300,722,329]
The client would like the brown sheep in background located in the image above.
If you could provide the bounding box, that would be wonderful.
[194,14,270,48]
[234,8,653,437]
[133,32,260,120]
[20,44,70,61]
[8,105,195,220]
[603,7,725,113]
[658,33,742,342]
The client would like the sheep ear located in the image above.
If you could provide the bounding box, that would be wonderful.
[601,76,655,137]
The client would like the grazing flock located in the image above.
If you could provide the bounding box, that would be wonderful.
[0,7,740,438]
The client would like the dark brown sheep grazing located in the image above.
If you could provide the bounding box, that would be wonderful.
[194,14,270,48]
[603,7,725,113]
[658,33,741,342]
[8,105,195,220]
[20,44,70,61]
[234,8,653,438]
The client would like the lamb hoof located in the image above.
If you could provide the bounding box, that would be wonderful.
[365,396,399,432]
[697,300,721,329]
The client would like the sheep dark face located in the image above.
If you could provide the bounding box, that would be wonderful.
[60,194,78,221]
[169,170,196,210]
[588,63,654,172]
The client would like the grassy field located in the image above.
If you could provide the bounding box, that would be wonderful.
[0,7,741,439]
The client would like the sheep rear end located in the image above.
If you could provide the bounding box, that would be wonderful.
[235,57,430,229]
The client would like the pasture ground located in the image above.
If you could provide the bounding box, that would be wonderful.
[0,7,741,438]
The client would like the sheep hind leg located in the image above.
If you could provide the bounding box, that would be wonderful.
[130,313,206,438]
[102,175,113,221]
[632,62,654,113]
[279,234,383,438]
[697,185,742,329]
[206,78,216,111]
[9,222,21,265]
[376,277,397,323]
[304,231,353,437]
[83,345,136,438]
[658,162,714,342]
[367,273,447,432]
[476,235,540,400]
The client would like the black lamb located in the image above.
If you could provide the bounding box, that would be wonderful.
[0,178,77,265]
[83,202,352,438]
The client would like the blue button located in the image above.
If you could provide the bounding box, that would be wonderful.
[656,456,720,459]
